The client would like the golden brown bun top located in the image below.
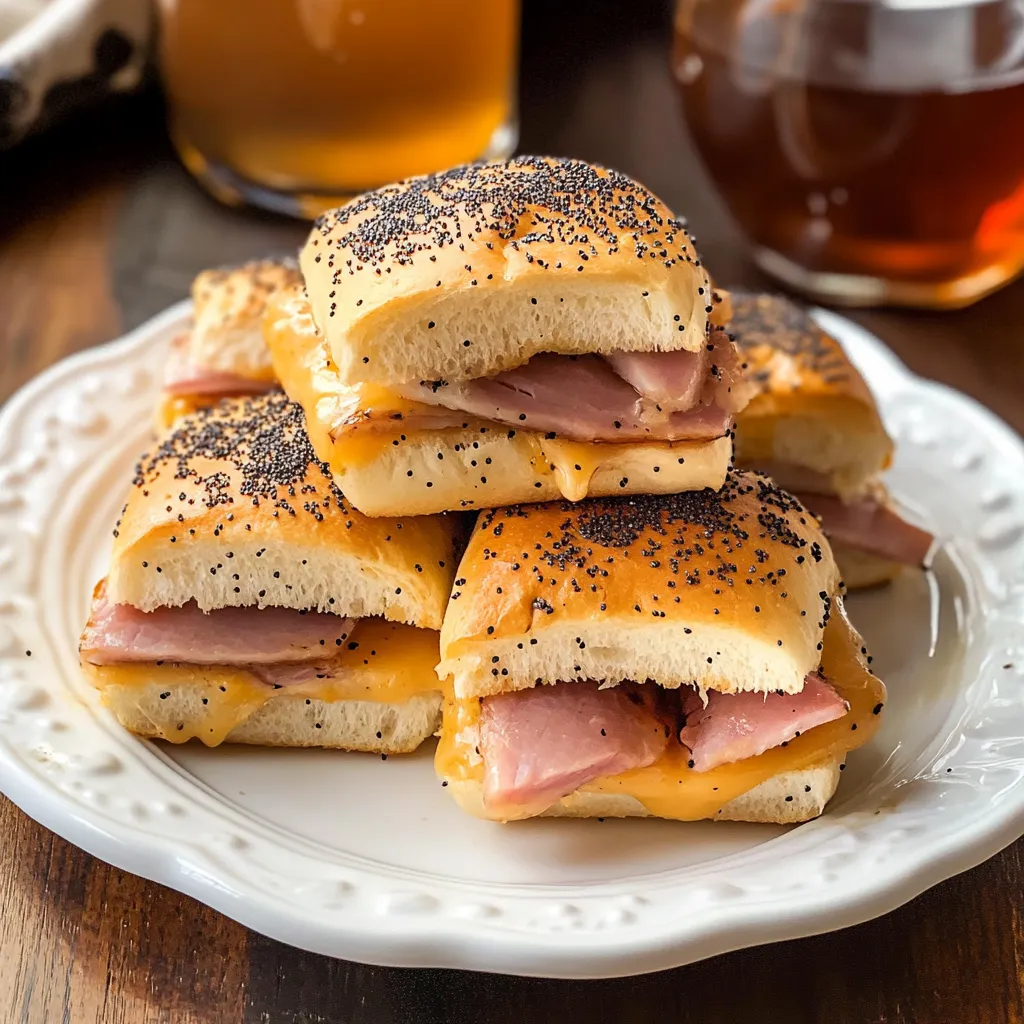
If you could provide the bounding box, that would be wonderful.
[192,259,302,325]
[731,293,885,418]
[189,259,302,381]
[728,294,893,497]
[441,470,839,689]
[301,156,712,386]
[110,392,460,628]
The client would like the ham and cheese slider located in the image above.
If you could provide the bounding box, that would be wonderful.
[264,156,752,517]
[731,293,934,588]
[80,392,459,752]
[157,260,300,430]
[435,472,886,823]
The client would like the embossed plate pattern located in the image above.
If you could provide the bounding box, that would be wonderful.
[0,302,1022,978]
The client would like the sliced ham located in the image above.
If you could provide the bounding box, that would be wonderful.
[328,393,472,440]
[608,331,751,416]
[250,658,346,688]
[480,681,670,814]
[796,492,934,566]
[679,673,849,772]
[395,352,734,442]
[164,369,276,398]
[703,328,758,415]
[734,460,836,497]
[80,591,354,667]
[163,336,275,397]
[604,348,708,410]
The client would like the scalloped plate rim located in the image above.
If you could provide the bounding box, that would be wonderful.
[0,301,1021,978]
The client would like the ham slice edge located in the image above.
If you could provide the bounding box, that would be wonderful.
[796,492,934,566]
[479,682,670,815]
[394,339,751,443]
[679,673,849,773]
[163,336,276,397]
[80,590,355,668]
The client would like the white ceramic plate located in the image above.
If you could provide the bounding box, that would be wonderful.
[0,303,1022,979]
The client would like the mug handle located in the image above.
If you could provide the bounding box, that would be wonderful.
[988,0,1024,72]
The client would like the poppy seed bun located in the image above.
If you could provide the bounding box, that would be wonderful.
[731,293,893,500]
[154,261,300,434]
[264,285,730,516]
[99,685,441,753]
[109,392,459,630]
[301,156,712,389]
[435,598,883,823]
[188,259,302,382]
[438,471,840,700]
[329,427,731,517]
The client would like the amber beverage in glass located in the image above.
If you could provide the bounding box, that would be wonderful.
[673,0,1024,308]
[157,0,520,217]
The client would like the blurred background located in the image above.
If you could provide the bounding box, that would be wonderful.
[4,0,1022,438]
[5,0,1023,315]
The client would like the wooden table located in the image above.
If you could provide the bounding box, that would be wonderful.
[2,3,1022,1021]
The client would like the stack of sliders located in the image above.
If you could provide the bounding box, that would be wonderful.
[157,259,299,430]
[434,475,885,822]
[260,154,886,824]
[80,391,458,753]
[263,156,752,516]
[78,155,887,824]
[729,292,934,588]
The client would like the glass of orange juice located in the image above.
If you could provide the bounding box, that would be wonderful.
[155,0,521,217]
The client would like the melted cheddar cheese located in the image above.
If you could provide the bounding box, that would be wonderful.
[331,425,701,499]
[97,664,272,746]
[286,618,442,704]
[155,394,211,433]
[263,287,719,499]
[524,436,610,502]
[90,620,441,747]
[434,614,884,820]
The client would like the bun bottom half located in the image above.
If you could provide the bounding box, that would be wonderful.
[443,756,843,825]
[85,662,442,754]
[333,428,732,517]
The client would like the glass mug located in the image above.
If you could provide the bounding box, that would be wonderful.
[156,0,521,217]
[673,0,1024,308]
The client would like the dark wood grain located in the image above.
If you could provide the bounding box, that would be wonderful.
[243,840,1024,1024]
[1,2,1022,1021]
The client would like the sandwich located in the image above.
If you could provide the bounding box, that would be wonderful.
[80,391,459,752]
[730,293,934,588]
[434,471,886,823]
[264,155,753,517]
[157,259,300,430]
